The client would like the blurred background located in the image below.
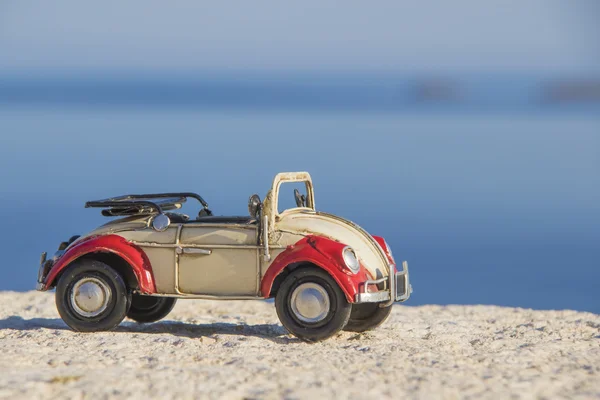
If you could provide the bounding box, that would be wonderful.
[0,1,598,312]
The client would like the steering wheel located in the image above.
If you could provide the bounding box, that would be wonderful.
[294,189,306,207]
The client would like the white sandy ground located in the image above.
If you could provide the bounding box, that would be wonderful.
[0,292,598,399]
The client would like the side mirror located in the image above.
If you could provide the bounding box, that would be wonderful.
[248,194,262,219]
[151,214,171,232]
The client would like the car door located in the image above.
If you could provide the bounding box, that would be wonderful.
[118,224,179,294]
[177,222,259,296]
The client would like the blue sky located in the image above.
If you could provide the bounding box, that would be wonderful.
[1,1,599,73]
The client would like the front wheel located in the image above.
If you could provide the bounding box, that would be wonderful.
[275,267,351,342]
[55,260,131,332]
[344,303,392,332]
[127,295,177,323]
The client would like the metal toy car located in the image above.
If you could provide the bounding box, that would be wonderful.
[37,172,411,341]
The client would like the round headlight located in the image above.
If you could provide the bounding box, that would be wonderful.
[342,247,360,274]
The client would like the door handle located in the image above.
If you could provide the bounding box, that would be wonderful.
[176,247,212,255]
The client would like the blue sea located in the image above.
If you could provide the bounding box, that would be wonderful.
[0,74,598,313]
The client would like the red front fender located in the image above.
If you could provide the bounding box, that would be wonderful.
[260,235,371,303]
[43,234,156,293]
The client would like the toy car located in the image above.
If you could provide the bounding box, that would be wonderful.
[37,172,411,341]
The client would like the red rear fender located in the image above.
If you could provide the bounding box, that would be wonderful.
[43,234,156,293]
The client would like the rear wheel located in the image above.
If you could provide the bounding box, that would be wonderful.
[275,267,351,342]
[344,303,392,332]
[127,295,177,323]
[55,260,131,332]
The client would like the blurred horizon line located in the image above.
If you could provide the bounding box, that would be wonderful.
[1,71,599,113]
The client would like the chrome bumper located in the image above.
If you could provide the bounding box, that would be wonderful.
[355,261,412,305]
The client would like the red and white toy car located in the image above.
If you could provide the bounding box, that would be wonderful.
[37,172,411,341]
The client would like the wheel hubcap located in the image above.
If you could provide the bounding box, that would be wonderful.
[290,282,330,323]
[70,277,111,317]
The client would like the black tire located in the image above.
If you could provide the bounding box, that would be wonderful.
[275,267,352,342]
[344,303,393,332]
[127,295,177,323]
[55,260,131,332]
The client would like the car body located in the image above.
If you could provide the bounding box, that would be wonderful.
[37,172,411,341]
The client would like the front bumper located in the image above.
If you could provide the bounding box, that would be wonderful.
[355,260,412,305]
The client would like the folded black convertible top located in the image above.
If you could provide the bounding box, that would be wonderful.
[85,192,209,217]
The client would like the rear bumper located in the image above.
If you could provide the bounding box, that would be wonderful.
[354,261,412,305]
[36,252,53,291]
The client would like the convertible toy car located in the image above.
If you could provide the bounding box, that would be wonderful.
[37,172,411,341]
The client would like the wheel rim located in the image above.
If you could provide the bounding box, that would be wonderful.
[290,282,330,323]
[70,277,111,317]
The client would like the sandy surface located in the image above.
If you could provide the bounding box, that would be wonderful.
[0,291,598,399]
